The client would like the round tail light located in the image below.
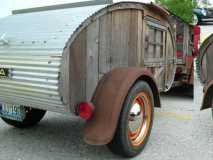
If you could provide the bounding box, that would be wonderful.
[76,102,94,120]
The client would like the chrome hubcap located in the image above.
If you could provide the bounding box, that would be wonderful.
[128,92,152,146]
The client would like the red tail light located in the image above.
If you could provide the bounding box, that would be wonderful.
[76,102,94,120]
[194,25,200,35]
[193,25,200,57]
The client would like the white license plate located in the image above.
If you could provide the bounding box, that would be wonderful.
[0,68,9,79]
[0,104,26,121]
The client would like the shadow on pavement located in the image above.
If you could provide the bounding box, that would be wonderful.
[0,114,122,160]
[161,85,193,99]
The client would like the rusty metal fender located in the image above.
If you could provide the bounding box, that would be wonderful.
[201,80,213,110]
[84,67,161,145]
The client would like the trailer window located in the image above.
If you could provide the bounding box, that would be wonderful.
[144,20,166,63]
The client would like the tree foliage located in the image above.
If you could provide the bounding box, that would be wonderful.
[155,0,197,23]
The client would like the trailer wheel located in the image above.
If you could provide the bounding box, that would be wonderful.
[1,107,46,128]
[108,81,154,157]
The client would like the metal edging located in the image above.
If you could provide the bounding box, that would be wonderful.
[12,0,113,15]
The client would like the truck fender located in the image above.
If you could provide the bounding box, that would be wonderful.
[201,80,213,110]
[83,67,161,145]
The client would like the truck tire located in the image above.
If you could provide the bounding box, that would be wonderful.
[1,107,46,128]
[107,81,154,157]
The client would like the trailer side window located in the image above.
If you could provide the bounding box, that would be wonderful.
[144,20,166,63]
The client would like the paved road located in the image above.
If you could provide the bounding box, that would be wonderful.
[0,76,212,160]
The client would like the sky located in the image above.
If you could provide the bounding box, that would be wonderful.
[0,0,154,18]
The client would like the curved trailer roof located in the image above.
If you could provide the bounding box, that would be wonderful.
[0,1,169,55]
[0,4,108,55]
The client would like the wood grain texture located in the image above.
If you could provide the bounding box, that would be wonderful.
[99,13,112,75]
[137,10,143,67]
[86,20,100,101]
[111,10,130,69]
[70,29,87,108]
[128,10,139,66]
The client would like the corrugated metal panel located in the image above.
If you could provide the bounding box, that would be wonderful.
[0,4,107,112]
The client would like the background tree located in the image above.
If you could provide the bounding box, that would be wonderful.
[155,0,198,23]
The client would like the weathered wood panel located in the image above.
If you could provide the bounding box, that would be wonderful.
[86,20,100,101]
[70,29,87,109]
[165,29,175,90]
[111,10,130,69]
[99,13,112,75]
[154,66,165,91]
[128,10,139,66]
[137,10,143,66]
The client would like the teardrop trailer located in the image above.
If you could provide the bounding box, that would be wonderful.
[197,33,213,117]
[0,1,178,157]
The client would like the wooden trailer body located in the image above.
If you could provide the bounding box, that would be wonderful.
[0,2,176,114]
[69,2,176,113]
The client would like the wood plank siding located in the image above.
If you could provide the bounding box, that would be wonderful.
[68,7,176,109]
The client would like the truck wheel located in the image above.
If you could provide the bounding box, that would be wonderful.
[108,81,154,157]
[1,107,46,128]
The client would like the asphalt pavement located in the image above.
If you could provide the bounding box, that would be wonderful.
[0,74,212,160]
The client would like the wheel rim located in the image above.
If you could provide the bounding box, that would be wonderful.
[128,92,152,147]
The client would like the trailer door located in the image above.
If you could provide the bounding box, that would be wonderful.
[143,18,166,91]
[143,17,176,91]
